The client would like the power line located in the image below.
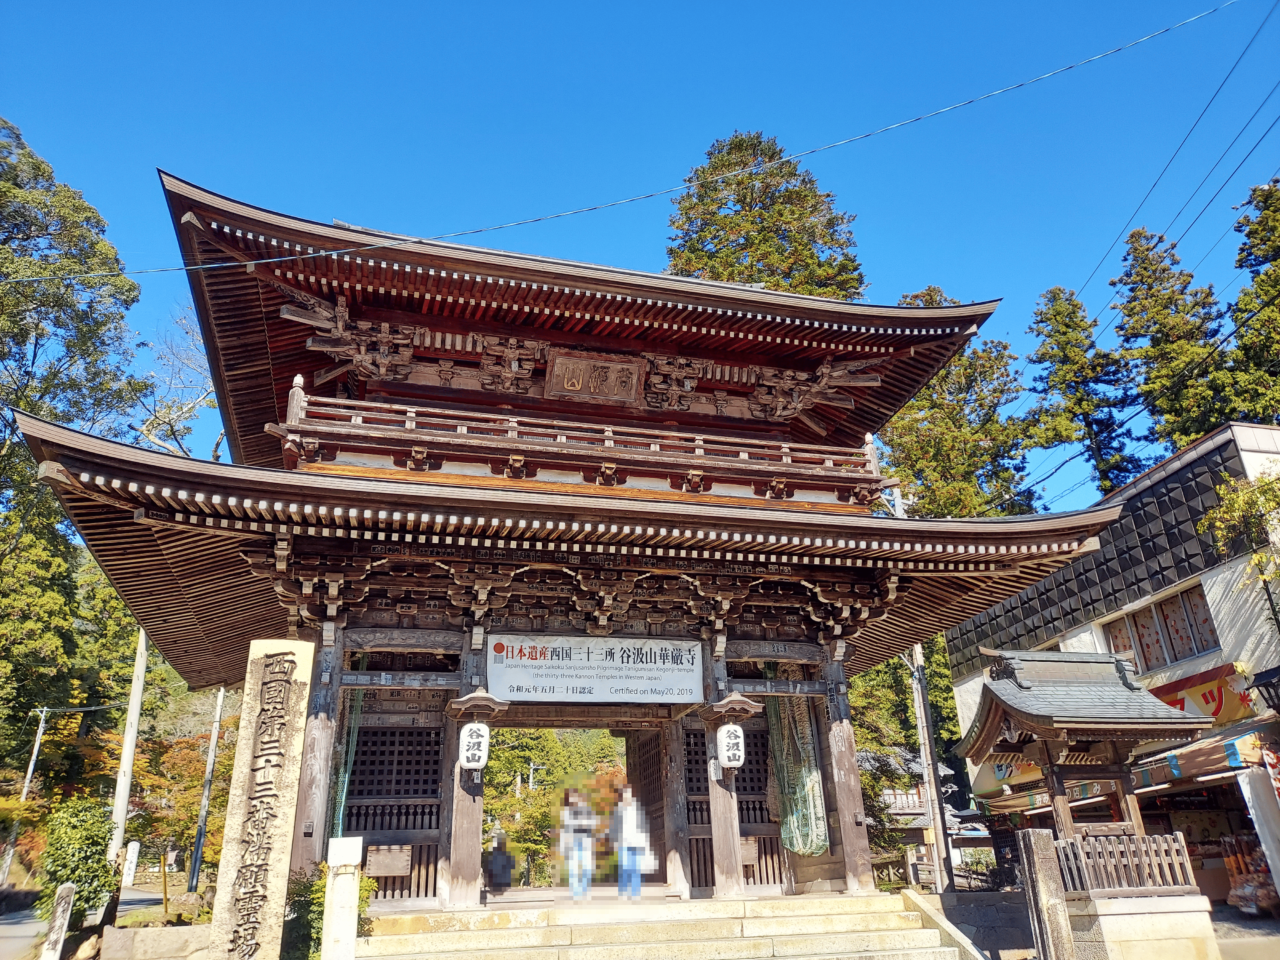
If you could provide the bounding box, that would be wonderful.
[1172,109,1280,243]
[1074,0,1276,300]
[1190,161,1280,272]
[984,281,1280,514]
[0,0,1243,290]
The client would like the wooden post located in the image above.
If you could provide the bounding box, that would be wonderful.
[209,639,315,960]
[1110,743,1145,836]
[1046,768,1075,839]
[820,660,875,892]
[661,719,692,899]
[108,628,148,863]
[292,627,345,872]
[705,721,744,898]
[444,640,488,907]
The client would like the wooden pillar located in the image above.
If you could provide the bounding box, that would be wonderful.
[705,721,744,898]
[444,640,488,907]
[435,715,459,903]
[209,639,315,960]
[1045,767,1075,839]
[1110,743,1145,836]
[661,719,692,899]
[291,626,345,872]
[820,660,875,892]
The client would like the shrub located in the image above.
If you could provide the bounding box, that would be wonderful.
[36,796,115,929]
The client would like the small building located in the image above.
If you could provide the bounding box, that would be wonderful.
[947,423,1280,914]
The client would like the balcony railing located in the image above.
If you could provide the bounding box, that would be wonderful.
[272,388,890,503]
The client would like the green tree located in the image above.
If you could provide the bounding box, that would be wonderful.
[667,131,866,299]
[0,117,148,539]
[1222,179,1280,427]
[880,290,1036,518]
[1025,287,1146,493]
[1112,229,1227,451]
[36,795,115,929]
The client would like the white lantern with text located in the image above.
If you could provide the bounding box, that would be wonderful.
[716,723,746,769]
[460,722,490,770]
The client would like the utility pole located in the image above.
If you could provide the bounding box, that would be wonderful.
[0,707,49,886]
[911,643,954,892]
[109,628,148,863]
[187,685,225,892]
[529,763,546,792]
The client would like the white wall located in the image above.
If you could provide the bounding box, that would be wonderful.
[953,669,986,739]
[1057,621,1104,655]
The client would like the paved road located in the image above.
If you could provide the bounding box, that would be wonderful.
[0,887,165,960]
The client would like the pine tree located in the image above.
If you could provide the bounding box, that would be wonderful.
[1222,178,1280,426]
[667,131,865,299]
[881,289,1036,517]
[1025,287,1146,493]
[1111,230,1227,451]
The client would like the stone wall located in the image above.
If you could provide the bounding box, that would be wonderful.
[914,891,1035,960]
[1067,894,1221,960]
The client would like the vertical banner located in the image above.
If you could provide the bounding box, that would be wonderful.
[209,639,314,960]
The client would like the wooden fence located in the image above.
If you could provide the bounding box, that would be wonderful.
[1054,832,1199,899]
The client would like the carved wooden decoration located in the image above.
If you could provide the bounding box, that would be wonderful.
[545,349,643,406]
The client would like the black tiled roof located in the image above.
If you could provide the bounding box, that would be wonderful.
[945,436,1247,681]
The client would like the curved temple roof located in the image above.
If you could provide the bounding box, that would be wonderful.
[160,173,1001,466]
[20,412,1120,689]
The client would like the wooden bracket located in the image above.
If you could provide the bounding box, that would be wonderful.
[584,463,626,486]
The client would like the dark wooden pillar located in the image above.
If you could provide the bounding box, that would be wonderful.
[1111,744,1146,836]
[442,641,491,907]
[291,626,344,872]
[661,720,692,899]
[821,660,875,892]
[706,722,745,898]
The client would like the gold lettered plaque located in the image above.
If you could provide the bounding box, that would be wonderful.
[545,349,644,407]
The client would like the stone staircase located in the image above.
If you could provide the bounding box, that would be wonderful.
[357,892,961,960]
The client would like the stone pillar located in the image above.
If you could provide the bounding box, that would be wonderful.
[706,725,744,898]
[320,836,364,960]
[209,639,315,960]
[1016,828,1076,960]
[821,660,874,891]
[292,628,345,872]
[661,719,692,899]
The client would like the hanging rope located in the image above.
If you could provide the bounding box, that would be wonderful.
[331,653,368,838]
[763,662,829,857]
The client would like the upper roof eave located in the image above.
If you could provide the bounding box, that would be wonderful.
[158,170,1001,326]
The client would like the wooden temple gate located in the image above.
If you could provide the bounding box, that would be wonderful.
[16,176,1126,954]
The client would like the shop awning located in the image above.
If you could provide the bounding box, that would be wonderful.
[1131,715,1278,788]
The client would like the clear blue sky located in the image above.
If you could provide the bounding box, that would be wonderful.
[6,0,1279,512]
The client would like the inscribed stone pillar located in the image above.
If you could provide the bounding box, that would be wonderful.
[660,720,692,899]
[291,628,345,872]
[821,660,875,892]
[705,722,744,898]
[209,639,315,960]
[1016,828,1076,960]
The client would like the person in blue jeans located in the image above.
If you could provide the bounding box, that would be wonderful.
[610,784,654,900]
[559,789,598,900]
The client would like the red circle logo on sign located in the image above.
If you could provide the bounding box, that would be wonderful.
[492,642,506,655]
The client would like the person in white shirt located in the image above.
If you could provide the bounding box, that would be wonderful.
[559,789,598,900]
[609,784,654,900]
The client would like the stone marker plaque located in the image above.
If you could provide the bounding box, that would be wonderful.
[40,882,75,960]
[365,844,413,877]
[122,840,140,887]
[209,639,315,960]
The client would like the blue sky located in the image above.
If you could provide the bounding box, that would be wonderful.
[5,0,1279,512]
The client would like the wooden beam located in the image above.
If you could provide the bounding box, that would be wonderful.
[1046,769,1075,839]
[343,628,465,653]
[338,671,460,690]
[821,660,875,891]
[725,640,826,664]
[726,679,827,697]
[661,720,692,899]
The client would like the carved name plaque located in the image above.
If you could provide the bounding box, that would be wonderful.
[210,640,314,960]
[365,844,414,877]
[545,349,643,407]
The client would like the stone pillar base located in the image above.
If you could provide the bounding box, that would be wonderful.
[1066,894,1221,960]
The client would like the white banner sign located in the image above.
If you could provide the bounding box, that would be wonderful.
[488,635,702,703]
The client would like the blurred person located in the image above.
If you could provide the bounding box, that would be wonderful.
[486,830,515,895]
[609,784,654,900]
[559,788,598,900]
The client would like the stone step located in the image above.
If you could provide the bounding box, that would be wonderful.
[368,893,908,936]
[357,943,956,960]
[355,923,943,959]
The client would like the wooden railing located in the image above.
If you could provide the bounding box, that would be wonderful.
[345,801,440,833]
[1055,832,1199,899]
[687,799,711,825]
[737,798,771,824]
[274,390,886,499]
